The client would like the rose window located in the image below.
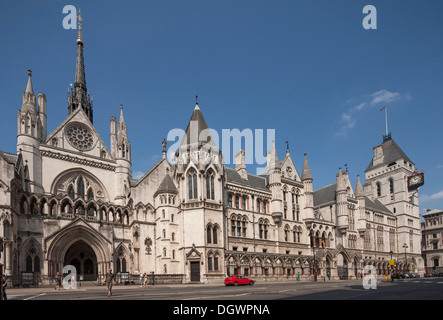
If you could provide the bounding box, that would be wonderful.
[67,125,94,150]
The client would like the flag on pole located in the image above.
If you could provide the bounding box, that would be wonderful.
[380,106,386,111]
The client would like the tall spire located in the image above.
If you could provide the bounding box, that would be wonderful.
[68,8,93,123]
[301,153,313,181]
[25,69,34,94]
[74,8,86,91]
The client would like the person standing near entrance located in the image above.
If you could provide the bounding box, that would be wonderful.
[55,272,61,290]
[2,276,7,300]
[105,269,115,297]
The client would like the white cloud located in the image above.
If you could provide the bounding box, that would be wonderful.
[370,90,401,105]
[133,171,145,180]
[336,89,406,136]
[420,190,443,202]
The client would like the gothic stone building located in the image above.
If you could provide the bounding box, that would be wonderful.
[0,26,425,284]
[421,209,443,274]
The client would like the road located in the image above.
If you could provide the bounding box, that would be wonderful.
[6,277,443,301]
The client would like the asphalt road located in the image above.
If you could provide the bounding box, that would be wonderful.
[6,277,443,301]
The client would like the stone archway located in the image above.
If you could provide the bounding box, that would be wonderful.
[64,240,98,281]
[336,252,349,280]
[45,219,112,279]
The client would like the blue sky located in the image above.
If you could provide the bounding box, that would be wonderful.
[0,0,442,212]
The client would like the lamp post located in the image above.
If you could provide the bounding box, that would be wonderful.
[403,243,408,272]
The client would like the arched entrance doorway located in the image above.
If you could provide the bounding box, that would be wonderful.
[64,240,98,281]
[336,252,348,280]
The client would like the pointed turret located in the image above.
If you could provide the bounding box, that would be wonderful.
[355,174,364,198]
[175,100,219,168]
[116,104,130,161]
[68,9,93,123]
[17,70,43,193]
[25,69,34,95]
[21,69,37,115]
[336,168,349,234]
[356,174,367,235]
[301,153,313,181]
[113,104,131,206]
[302,153,315,223]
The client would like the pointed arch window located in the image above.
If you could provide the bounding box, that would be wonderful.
[389,178,394,194]
[87,188,94,201]
[213,225,218,244]
[188,169,198,199]
[206,170,215,200]
[68,185,75,200]
[77,177,85,199]
[376,182,381,197]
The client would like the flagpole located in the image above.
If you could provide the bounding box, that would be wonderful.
[385,106,388,136]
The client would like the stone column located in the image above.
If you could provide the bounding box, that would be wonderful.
[4,241,12,275]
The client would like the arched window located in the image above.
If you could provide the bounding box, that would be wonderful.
[259,219,269,239]
[87,188,94,201]
[77,177,85,199]
[376,182,381,197]
[206,171,215,200]
[389,178,394,194]
[68,185,75,200]
[188,169,198,199]
[284,225,290,241]
[207,225,212,243]
[26,255,33,272]
[213,225,218,244]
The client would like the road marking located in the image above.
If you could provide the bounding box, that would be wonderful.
[183,292,252,300]
[23,293,46,300]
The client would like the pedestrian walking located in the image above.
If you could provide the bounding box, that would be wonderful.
[104,268,115,297]
[2,276,7,301]
[55,272,61,290]
[139,272,143,287]
[143,273,148,288]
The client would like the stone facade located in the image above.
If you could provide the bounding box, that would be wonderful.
[0,22,425,285]
[421,209,443,274]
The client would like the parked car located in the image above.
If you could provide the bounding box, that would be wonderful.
[411,273,420,278]
[437,272,443,277]
[391,273,401,279]
[224,275,255,286]
[424,272,437,277]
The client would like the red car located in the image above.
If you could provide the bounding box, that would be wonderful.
[224,275,255,286]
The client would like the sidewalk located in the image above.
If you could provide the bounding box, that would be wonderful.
[4,280,225,298]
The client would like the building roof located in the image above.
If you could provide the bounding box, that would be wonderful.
[313,181,393,216]
[313,183,337,207]
[155,174,178,196]
[0,150,18,164]
[178,103,217,151]
[364,197,393,216]
[422,209,443,217]
[365,137,413,172]
[225,167,268,191]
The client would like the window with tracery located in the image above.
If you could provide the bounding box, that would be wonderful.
[188,169,198,199]
[206,170,215,200]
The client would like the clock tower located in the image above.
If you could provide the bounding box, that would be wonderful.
[364,133,423,257]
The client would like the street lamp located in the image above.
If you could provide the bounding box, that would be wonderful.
[403,243,408,272]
